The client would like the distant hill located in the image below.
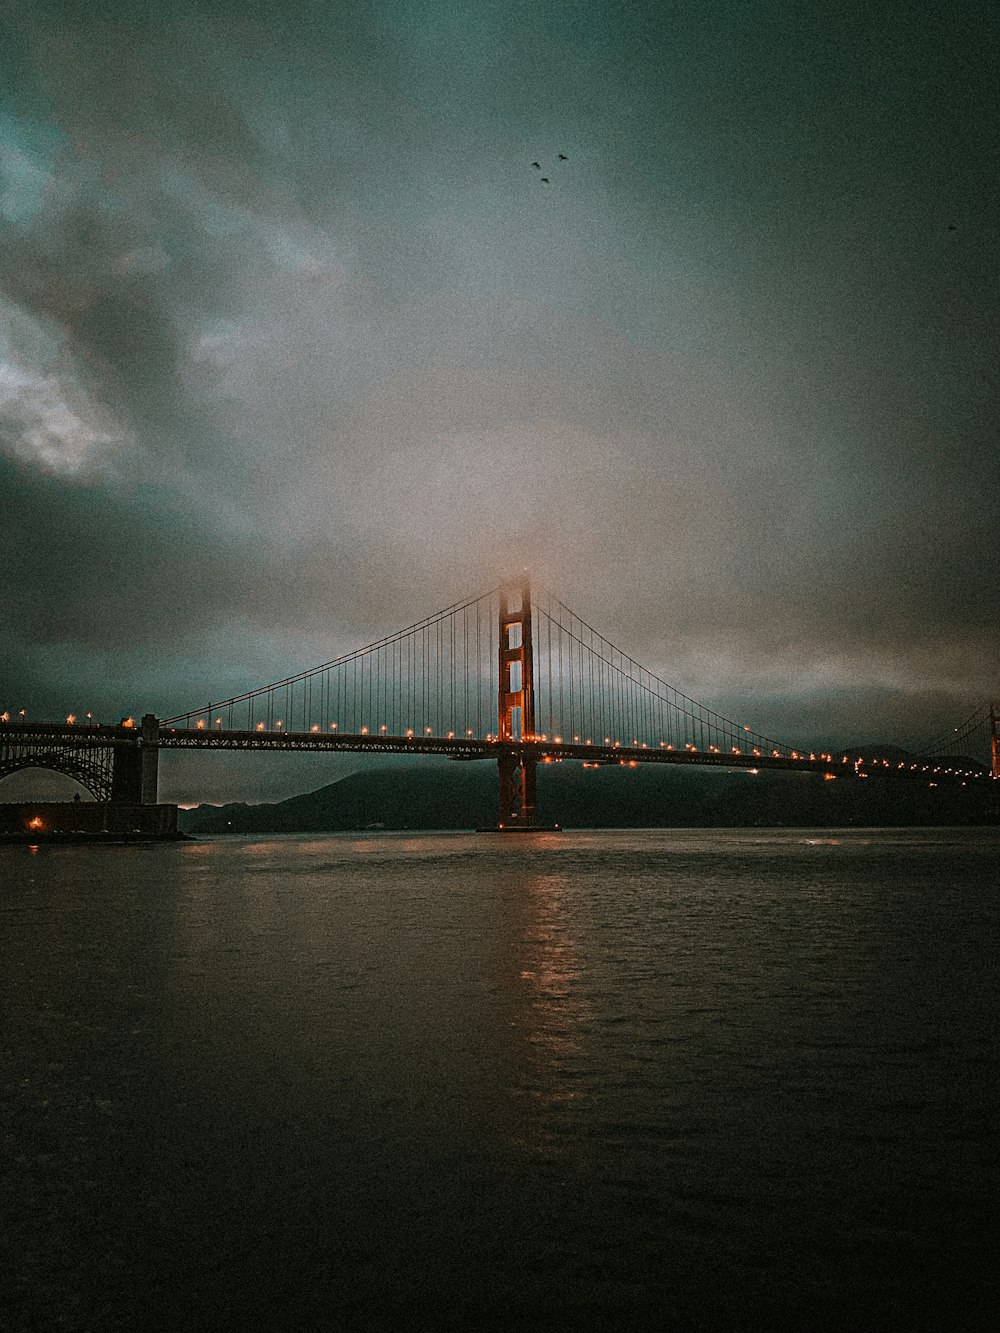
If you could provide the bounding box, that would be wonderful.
[178,759,995,834]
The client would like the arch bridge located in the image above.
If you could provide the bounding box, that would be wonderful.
[0,717,158,806]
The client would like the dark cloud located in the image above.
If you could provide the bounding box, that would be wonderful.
[2,0,997,799]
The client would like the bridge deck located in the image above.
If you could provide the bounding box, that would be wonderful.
[1,722,989,789]
[156,728,988,783]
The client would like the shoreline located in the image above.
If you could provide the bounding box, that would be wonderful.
[0,830,191,845]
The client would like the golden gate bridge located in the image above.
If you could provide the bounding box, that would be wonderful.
[1,574,997,832]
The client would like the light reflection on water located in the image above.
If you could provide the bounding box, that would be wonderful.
[1,828,997,1330]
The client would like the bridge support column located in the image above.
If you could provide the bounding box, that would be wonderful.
[108,716,160,804]
[111,735,142,804]
[140,714,159,804]
[494,575,543,829]
[498,750,538,827]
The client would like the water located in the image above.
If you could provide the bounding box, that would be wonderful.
[2,828,996,1330]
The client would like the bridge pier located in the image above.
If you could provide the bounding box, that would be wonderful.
[140,713,159,804]
[498,750,538,827]
[111,740,142,804]
[107,716,159,804]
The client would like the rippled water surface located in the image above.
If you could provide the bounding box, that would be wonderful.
[2,828,997,1330]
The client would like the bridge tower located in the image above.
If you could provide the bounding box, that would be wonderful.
[496,573,539,827]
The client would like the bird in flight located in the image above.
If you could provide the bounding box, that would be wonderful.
[531,154,567,184]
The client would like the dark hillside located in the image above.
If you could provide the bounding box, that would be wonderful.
[179,760,995,833]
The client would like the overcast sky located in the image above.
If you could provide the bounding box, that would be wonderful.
[2,0,997,801]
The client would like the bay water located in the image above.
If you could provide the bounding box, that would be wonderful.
[2,828,996,1330]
